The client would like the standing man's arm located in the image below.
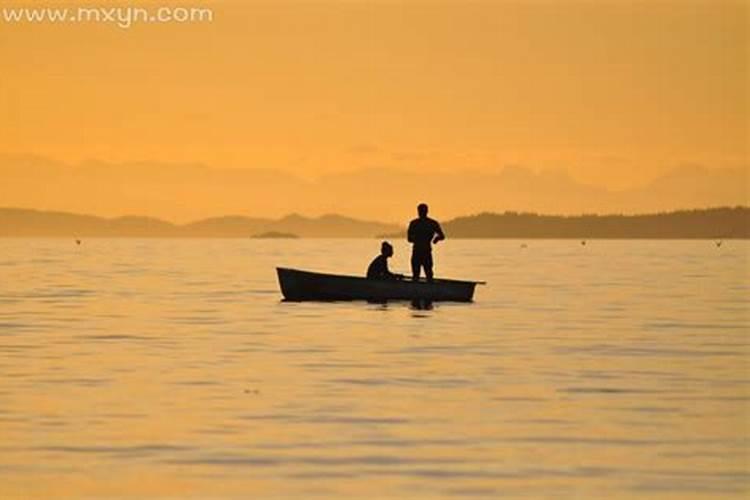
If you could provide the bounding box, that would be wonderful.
[433,221,445,244]
[407,220,415,243]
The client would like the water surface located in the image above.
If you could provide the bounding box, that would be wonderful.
[0,239,748,498]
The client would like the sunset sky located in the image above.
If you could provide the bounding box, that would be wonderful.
[0,0,747,220]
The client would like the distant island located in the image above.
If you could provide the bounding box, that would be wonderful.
[0,206,748,239]
[252,231,299,239]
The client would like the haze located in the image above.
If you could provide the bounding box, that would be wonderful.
[1,0,747,221]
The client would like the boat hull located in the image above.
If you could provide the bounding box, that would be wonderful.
[277,267,478,302]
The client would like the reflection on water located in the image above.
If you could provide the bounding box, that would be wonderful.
[411,298,434,311]
[0,239,748,498]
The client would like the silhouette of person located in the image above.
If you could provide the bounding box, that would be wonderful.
[367,241,402,279]
[407,203,445,282]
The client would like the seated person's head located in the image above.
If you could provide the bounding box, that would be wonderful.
[381,241,394,257]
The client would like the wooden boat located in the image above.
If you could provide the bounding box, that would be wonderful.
[277,267,483,302]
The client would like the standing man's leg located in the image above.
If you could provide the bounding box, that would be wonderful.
[424,252,434,282]
[411,253,420,281]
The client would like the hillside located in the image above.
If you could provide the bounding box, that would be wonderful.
[440,207,749,239]
[1,206,748,239]
[0,208,400,238]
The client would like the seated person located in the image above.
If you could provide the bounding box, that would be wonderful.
[366,241,402,279]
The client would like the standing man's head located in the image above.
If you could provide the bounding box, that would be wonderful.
[417,203,429,218]
[381,241,394,257]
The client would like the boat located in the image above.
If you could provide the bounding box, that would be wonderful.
[276,267,484,302]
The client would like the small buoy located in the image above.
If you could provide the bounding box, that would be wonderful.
[581,240,586,246]
[715,240,722,247]
[76,239,81,245]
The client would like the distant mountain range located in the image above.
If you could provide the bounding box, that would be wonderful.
[0,208,400,238]
[1,206,747,238]
[0,154,747,222]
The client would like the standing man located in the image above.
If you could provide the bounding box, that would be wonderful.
[407,203,445,282]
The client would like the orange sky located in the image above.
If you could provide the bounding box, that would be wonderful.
[0,0,747,218]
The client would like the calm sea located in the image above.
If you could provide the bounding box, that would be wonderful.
[0,239,748,499]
